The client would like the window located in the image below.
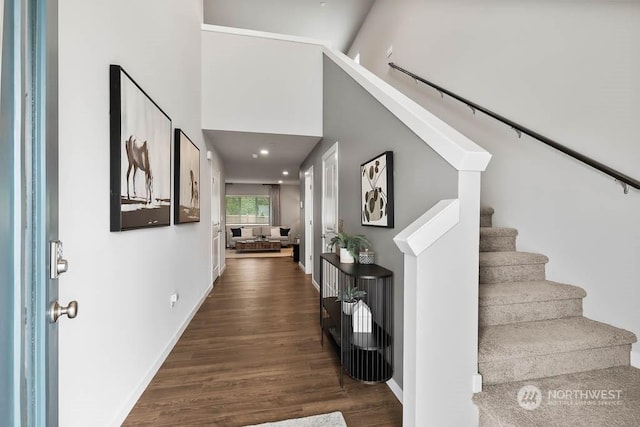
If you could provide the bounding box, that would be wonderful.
[225,195,270,225]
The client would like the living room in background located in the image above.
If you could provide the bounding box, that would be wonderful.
[225,195,270,225]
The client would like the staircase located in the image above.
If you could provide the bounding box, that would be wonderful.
[474,207,640,426]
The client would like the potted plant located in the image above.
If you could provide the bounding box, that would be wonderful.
[329,222,371,263]
[336,285,367,315]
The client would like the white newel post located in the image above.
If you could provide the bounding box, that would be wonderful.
[395,171,483,426]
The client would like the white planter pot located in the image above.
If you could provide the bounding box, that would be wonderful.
[339,247,355,263]
[342,301,357,315]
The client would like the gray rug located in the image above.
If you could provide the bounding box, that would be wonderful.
[246,411,347,427]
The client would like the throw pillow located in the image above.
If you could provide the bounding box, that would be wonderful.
[280,227,290,237]
[271,227,280,238]
[241,228,253,238]
[231,228,241,237]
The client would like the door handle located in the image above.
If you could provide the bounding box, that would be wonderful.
[50,300,78,323]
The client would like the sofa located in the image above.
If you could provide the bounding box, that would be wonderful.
[226,225,292,248]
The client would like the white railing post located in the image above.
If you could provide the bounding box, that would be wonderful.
[394,173,482,426]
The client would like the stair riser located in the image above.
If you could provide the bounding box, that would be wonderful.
[480,344,632,385]
[479,299,583,326]
[480,214,492,227]
[480,264,546,284]
[479,236,516,252]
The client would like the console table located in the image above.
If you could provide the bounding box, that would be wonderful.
[319,253,393,387]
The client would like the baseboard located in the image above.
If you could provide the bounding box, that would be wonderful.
[632,350,640,368]
[472,373,483,393]
[312,278,320,292]
[298,261,305,272]
[386,378,403,403]
[111,283,213,426]
[220,263,226,276]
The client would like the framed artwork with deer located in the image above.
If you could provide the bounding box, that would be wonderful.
[110,65,172,231]
[174,129,200,224]
[361,151,394,228]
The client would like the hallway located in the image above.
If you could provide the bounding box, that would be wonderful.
[124,257,402,426]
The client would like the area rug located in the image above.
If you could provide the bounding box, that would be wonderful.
[225,247,293,259]
[245,411,347,427]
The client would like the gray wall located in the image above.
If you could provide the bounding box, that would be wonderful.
[300,55,458,387]
[280,184,301,237]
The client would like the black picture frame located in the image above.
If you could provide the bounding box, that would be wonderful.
[361,151,394,228]
[110,65,172,231]
[174,129,201,224]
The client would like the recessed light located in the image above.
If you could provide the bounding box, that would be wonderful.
[278,180,283,184]
[320,1,326,6]
[260,149,269,155]
[252,153,258,159]
[282,171,289,176]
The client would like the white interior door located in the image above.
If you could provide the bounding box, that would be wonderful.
[304,166,314,275]
[322,142,339,252]
[211,165,221,283]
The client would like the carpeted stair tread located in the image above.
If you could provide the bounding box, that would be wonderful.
[480,251,548,267]
[474,366,640,426]
[479,281,586,306]
[480,227,518,237]
[479,317,637,362]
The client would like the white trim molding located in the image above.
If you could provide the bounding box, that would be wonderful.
[393,199,460,256]
[201,24,331,48]
[472,373,483,393]
[322,48,491,172]
[387,378,403,404]
[312,278,320,292]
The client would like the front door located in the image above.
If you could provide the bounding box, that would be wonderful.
[2,0,65,425]
[321,142,339,252]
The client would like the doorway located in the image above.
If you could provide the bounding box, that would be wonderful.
[304,166,314,277]
[211,163,222,283]
[321,142,339,253]
[1,0,60,424]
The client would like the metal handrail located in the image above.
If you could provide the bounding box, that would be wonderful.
[389,62,639,193]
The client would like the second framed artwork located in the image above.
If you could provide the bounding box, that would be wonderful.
[361,151,394,228]
[174,129,201,224]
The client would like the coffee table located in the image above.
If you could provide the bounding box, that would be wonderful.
[235,240,281,253]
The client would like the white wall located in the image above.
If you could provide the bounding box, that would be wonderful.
[350,0,640,358]
[201,25,323,136]
[58,1,224,425]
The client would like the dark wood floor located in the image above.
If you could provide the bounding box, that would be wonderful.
[124,257,402,426]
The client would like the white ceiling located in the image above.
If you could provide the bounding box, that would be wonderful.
[203,0,374,184]
[204,130,321,184]
[203,0,375,52]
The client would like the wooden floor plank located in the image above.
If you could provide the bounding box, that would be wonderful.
[124,257,402,426]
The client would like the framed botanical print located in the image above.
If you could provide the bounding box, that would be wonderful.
[361,151,394,228]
